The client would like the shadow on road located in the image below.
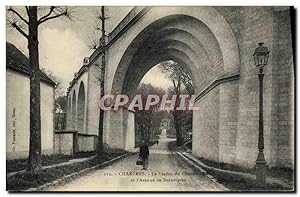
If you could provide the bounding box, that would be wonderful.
[167,140,179,152]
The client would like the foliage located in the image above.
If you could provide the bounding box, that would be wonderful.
[56,96,67,112]
[135,83,166,142]
[158,60,194,96]
[7,149,127,191]
[158,60,194,146]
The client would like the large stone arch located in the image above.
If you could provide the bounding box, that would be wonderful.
[77,81,86,133]
[104,7,241,158]
[107,7,240,94]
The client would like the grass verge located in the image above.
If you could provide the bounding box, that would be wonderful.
[183,143,294,191]
[197,157,294,188]
[203,167,293,191]
[7,148,127,191]
[7,151,97,173]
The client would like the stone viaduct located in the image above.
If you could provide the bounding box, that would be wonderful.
[65,6,294,169]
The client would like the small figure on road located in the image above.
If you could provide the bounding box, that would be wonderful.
[139,140,149,170]
[156,140,159,145]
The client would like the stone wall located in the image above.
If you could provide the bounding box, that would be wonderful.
[273,8,294,168]
[218,80,239,164]
[193,87,220,162]
[54,132,97,155]
[76,134,97,152]
[87,63,101,135]
[218,6,294,168]
[54,132,74,155]
[232,7,274,168]
[123,110,135,150]
[41,82,55,155]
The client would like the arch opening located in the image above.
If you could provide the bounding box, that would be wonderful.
[77,82,85,133]
[71,90,76,130]
[134,60,194,148]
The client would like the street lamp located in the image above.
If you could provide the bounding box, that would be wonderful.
[253,42,270,186]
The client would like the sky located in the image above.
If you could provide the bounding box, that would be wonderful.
[6,6,173,94]
[140,66,173,88]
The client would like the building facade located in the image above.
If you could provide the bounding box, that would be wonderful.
[6,42,56,160]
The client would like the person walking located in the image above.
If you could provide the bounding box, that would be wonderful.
[139,140,149,170]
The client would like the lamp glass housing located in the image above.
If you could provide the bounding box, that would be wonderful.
[253,42,270,69]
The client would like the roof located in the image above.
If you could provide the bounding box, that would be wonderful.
[6,42,56,86]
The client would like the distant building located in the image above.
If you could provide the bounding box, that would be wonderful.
[160,118,173,130]
[6,42,56,160]
[159,113,176,138]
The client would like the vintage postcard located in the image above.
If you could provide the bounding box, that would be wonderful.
[6,6,295,192]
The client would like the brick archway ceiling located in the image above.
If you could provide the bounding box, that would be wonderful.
[116,15,225,96]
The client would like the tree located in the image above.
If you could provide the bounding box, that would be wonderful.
[158,60,194,96]
[55,96,67,112]
[135,83,165,144]
[158,60,194,146]
[97,6,107,159]
[7,6,75,172]
[88,6,110,51]
[86,6,110,159]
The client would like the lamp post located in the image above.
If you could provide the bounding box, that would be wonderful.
[253,42,270,186]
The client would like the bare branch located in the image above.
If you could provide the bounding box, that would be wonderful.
[38,7,76,25]
[7,13,28,39]
[8,7,29,25]
[88,35,99,50]
[38,11,66,24]
[38,6,55,22]
[11,22,29,39]
[25,6,29,17]
[6,18,16,33]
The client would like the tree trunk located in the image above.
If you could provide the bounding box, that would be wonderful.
[97,63,104,159]
[97,6,106,159]
[97,107,104,157]
[174,89,183,147]
[27,6,42,172]
[174,114,183,146]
